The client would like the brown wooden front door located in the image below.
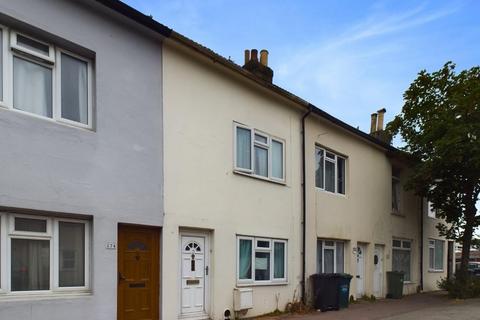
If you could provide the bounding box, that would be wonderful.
[118,225,160,320]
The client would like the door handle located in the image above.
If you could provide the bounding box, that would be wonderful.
[118,272,126,282]
[205,266,209,276]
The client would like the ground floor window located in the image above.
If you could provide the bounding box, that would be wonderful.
[429,239,444,271]
[0,213,90,294]
[392,239,411,281]
[317,239,344,273]
[237,236,287,284]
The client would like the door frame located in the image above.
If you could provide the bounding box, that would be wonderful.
[373,244,384,298]
[178,230,211,319]
[117,224,161,320]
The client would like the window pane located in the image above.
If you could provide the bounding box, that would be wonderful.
[13,56,52,118]
[255,251,270,281]
[16,34,50,56]
[254,134,267,144]
[11,239,50,291]
[274,242,285,279]
[15,217,47,233]
[254,146,268,177]
[239,239,252,280]
[402,241,411,249]
[325,160,335,192]
[272,140,284,179]
[59,222,85,287]
[257,240,270,248]
[236,127,251,170]
[315,148,324,188]
[392,249,410,281]
[337,157,345,194]
[435,240,444,270]
[392,239,401,248]
[392,179,400,211]
[336,242,344,273]
[326,152,335,160]
[324,248,334,273]
[316,240,323,273]
[61,53,88,124]
[429,247,435,269]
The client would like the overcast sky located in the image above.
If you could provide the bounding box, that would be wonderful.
[124,0,480,137]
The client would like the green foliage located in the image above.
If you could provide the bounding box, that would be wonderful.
[387,62,480,277]
[438,276,480,299]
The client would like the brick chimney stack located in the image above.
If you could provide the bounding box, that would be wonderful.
[242,48,274,83]
[370,108,391,144]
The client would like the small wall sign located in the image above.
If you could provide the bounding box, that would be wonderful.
[106,241,117,250]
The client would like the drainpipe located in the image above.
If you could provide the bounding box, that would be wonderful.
[301,106,313,304]
[420,198,424,291]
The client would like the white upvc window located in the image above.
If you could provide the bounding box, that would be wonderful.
[234,122,285,183]
[0,26,93,129]
[428,239,444,271]
[236,236,287,285]
[427,201,437,219]
[0,212,90,295]
[315,146,346,194]
[317,239,344,274]
[392,239,411,281]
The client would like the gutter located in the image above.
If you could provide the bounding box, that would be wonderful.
[301,106,313,303]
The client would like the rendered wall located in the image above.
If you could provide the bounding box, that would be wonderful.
[162,41,303,319]
[0,1,164,319]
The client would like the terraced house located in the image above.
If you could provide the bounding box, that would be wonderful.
[0,1,454,320]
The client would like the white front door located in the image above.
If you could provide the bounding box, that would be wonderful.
[373,245,384,298]
[356,244,366,298]
[181,235,208,317]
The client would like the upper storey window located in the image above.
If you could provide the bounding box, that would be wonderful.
[315,146,346,194]
[392,167,402,214]
[234,122,285,183]
[0,26,93,129]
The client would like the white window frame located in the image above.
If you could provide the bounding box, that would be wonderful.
[233,122,286,183]
[427,201,436,219]
[0,212,91,296]
[428,239,444,272]
[0,26,93,129]
[236,235,287,285]
[10,31,55,63]
[317,239,344,273]
[315,145,346,195]
[392,238,412,281]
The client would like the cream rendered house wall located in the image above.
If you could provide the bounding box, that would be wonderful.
[162,41,304,319]
[304,115,423,299]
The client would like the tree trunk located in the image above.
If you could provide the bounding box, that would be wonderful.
[458,201,476,284]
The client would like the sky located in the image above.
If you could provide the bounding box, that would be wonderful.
[123,0,480,137]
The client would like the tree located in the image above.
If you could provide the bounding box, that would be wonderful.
[387,62,480,284]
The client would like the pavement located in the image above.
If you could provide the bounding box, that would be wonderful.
[257,292,480,320]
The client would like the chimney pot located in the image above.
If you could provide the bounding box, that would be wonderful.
[377,108,386,131]
[251,49,258,62]
[260,49,269,66]
[370,113,378,133]
[244,49,250,65]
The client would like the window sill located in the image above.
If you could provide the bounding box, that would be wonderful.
[391,211,405,217]
[0,104,94,132]
[236,281,289,287]
[233,170,286,186]
[428,269,444,273]
[403,281,415,285]
[0,291,92,302]
[315,187,347,198]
